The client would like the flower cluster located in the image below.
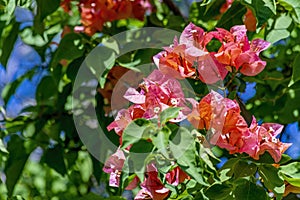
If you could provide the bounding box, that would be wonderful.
[188,91,291,163]
[153,23,270,83]
[61,0,152,35]
[107,69,191,138]
[103,23,291,199]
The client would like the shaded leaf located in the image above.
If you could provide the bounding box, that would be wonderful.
[0,21,19,68]
[288,53,300,87]
[205,183,233,200]
[258,165,284,198]
[233,160,257,178]
[234,180,268,200]
[217,2,247,30]
[4,135,32,197]
[43,145,67,176]
[241,0,276,27]
[51,33,84,69]
[34,0,60,33]
[36,76,58,106]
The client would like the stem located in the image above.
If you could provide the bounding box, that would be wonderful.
[162,0,183,17]
[224,70,238,89]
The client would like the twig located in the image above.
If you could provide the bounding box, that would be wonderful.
[163,0,183,17]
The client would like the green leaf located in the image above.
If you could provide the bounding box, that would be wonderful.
[4,135,32,197]
[266,14,292,44]
[121,119,152,149]
[152,126,171,158]
[159,107,181,125]
[250,151,276,164]
[205,183,233,200]
[75,193,125,200]
[85,41,118,88]
[1,68,36,104]
[51,33,84,69]
[280,162,300,187]
[170,127,208,186]
[34,0,60,33]
[241,0,276,27]
[0,21,19,68]
[234,180,269,200]
[216,2,247,30]
[288,53,300,86]
[281,174,300,187]
[233,160,257,178]
[128,140,153,182]
[43,145,67,176]
[258,165,284,198]
[278,154,292,164]
[0,138,8,153]
[36,76,58,106]
[220,158,239,177]
[278,0,300,23]
[8,196,26,200]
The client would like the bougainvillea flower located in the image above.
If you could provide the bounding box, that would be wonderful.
[179,23,208,48]
[197,53,228,84]
[153,39,197,79]
[188,90,240,132]
[107,104,145,136]
[250,119,292,162]
[284,182,300,197]
[219,0,234,14]
[124,69,189,121]
[213,25,270,76]
[61,0,72,13]
[108,69,190,138]
[103,148,126,187]
[135,163,170,200]
[244,9,257,32]
[166,166,190,186]
[98,66,129,114]
[74,0,152,35]
[179,23,229,84]
[125,175,140,190]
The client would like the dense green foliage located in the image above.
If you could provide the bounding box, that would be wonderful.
[0,0,300,199]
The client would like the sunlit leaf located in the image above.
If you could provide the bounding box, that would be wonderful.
[266,14,292,44]
[121,119,152,149]
[159,107,181,125]
[278,0,300,23]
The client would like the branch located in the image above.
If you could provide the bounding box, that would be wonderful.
[162,0,183,17]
